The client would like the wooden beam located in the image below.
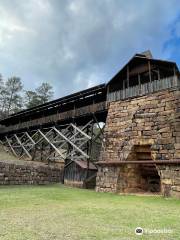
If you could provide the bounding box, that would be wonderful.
[25,132,35,145]
[5,136,18,157]
[53,127,89,159]
[19,129,53,160]
[70,123,91,140]
[38,129,65,159]
[14,134,32,159]
[0,140,8,152]
[173,66,176,77]
[148,60,152,83]
[96,160,180,165]
[123,79,125,90]
[127,65,129,88]
[56,121,93,151]
[157,68,160,80]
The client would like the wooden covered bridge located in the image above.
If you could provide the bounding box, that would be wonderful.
[0,51,179,196]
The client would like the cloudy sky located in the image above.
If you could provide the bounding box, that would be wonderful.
[0,0,180,98]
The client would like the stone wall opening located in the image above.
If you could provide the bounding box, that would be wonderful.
[134,145,161,193]
[117,145,161,194]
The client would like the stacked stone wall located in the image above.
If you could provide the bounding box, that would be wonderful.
[0,160,63,185]
[96,87,180,197]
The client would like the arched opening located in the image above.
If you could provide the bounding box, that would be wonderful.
[117,145,161,194]
[133,145,161,193]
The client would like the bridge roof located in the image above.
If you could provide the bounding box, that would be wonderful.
[0,83,106,125]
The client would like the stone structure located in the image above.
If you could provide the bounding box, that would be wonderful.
[0,50,179,197]
[0,160,63,185]
[96,52,180,198]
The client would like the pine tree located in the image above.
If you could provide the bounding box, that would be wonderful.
[25,82,54,109]
[36,82,54,104]
[4,77,23,115]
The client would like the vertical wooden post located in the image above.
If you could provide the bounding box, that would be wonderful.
[41,141,44,161]
[173,66,176,78]
[148,61,152,83]
[148,60,152,92]
[86,125,90,181]
[157,68,160,80]
[138,73,141,94]
[123,79,125,99]
[107,85,109,96]
[127,65,129,88]
[123,80,125,89]
[173,66,177,86]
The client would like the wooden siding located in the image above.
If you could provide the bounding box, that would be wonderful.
[107,76,179,102]
[64,161,96,182]
[1,101,107,134]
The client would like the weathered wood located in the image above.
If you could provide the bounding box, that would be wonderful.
[25,132,35,145]
[127,65,129,88]
[96,160,180,165]
[5,136,18,157]
[107,75,178,102]
[70,123,91,140]
[38,129,65,159]
[148,60,152,84]
[0,101,107,134]
[53,127,90,159]
[19,129,53,159]
[14,134,32,159]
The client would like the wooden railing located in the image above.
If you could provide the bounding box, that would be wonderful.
[107,75,179,102]
[0,101,107,134]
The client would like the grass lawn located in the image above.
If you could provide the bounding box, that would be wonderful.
[0,184,179,240]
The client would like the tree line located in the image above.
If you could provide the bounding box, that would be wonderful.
[0,74,54,118]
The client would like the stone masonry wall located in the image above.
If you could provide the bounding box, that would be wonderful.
[0,160,63,185]
[96,87,180,197]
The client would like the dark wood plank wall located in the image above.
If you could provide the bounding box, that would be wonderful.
[107,76,179,102]
[1,101,107,134]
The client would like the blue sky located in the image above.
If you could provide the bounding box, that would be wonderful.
[0,0,180,98]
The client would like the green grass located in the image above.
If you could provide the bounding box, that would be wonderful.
[0,185,179,240]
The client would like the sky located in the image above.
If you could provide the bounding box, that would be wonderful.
[0,0,180,99]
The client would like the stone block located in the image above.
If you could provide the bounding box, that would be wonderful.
[174,151,180,159]
[171,185,180,192]
[174,144,180,150]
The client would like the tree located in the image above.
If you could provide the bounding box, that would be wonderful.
[25,82,54,109]
[25,90,41,109]
[0,74,5,117]
[4,77,23,115]
[36,82,54,104]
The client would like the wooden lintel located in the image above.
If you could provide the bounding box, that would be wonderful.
[96,160,180,165]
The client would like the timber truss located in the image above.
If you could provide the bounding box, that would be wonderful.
[0,119,105,164]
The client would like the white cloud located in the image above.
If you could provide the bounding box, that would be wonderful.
[74,71,103,90]
[0,0,179,98]
[0,5,35,48]
[68,1,84,14]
